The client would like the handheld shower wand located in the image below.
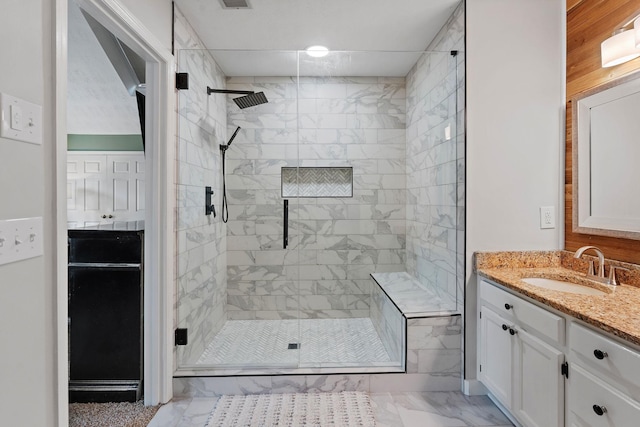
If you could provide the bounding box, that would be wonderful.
[220,126,241,153]
[220,126,241,223]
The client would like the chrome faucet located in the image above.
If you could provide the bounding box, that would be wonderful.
[574,245,607,283]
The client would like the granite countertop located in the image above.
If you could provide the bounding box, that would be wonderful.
[475,251,640,347]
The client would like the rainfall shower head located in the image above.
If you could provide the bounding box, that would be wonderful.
[232,92,268,109]
[206,87,269,109]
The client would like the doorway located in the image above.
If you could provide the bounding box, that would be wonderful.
[55,0,174,422]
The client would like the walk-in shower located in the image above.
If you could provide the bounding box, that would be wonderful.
[175,44,465,376]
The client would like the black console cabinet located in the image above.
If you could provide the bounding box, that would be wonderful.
[68,229,144,402]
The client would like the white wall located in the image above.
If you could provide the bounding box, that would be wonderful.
[465,0,565,380]
[67,0,142,134]
[119,0,173,53]
[0,0,55,425]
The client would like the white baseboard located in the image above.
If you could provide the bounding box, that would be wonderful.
[462,379,487,396]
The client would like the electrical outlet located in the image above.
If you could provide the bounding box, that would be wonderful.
[540,206,555,229]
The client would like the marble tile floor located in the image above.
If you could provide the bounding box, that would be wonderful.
[197,318,395,368]
[148,391,514,427]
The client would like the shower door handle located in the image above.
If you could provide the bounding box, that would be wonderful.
[283,199,289,249]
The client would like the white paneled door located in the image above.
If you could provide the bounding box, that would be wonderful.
[67,151,145,227]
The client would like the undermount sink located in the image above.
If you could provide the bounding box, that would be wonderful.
[521,277,607,296]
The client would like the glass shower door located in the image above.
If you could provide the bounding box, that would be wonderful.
[293,50,412,369]
[222,52,302,369]
[175,49,302,371]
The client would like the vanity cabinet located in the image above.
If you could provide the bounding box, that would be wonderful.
[478,277,640,427]
[478,279,565,427]
[566,323,640,426]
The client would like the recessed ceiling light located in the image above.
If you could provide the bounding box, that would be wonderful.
[305,46,329,58]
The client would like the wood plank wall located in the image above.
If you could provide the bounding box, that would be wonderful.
[566,0,640,263]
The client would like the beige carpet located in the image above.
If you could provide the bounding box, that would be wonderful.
[69,401,160,427]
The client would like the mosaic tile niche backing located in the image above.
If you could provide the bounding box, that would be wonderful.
[282,167,353,198]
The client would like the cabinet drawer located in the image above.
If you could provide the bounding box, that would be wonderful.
[480,279,564,345]
[571,322,640,389]
[568,363,640,427]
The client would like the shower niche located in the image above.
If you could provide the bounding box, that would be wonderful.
[174,48,464,376]
[282,167,353,198]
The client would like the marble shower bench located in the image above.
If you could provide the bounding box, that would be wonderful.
[370,272,459,318]
[369,271,461,386]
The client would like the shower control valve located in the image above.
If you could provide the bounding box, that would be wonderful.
[205,186,216,217]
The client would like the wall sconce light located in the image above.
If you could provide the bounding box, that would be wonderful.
[601,15,640,68]
[601,29,640,67]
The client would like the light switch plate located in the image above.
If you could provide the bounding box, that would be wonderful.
[0,217,43,266]
[0,93,42,145]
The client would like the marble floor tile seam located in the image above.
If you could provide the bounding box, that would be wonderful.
[372,391,514,427]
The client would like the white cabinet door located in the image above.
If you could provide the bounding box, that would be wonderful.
[67,152,145,227]
[67,154,108,227]
[479,305,513,408]
[514,328,565,427]
[105,154,145,223]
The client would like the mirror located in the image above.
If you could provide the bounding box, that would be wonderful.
[573,71,640,240]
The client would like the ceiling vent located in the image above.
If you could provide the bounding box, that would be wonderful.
[219,0,251,9]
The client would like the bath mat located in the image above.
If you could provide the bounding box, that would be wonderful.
[204,391,376,427]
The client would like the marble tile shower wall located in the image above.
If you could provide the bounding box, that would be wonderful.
[224,76,407,320]
[406,316,462,378]
[370,280,404,363]
[405,3,465,310]
[174,7,228,365]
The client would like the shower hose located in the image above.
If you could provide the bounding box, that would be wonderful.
[221,147,229,223]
